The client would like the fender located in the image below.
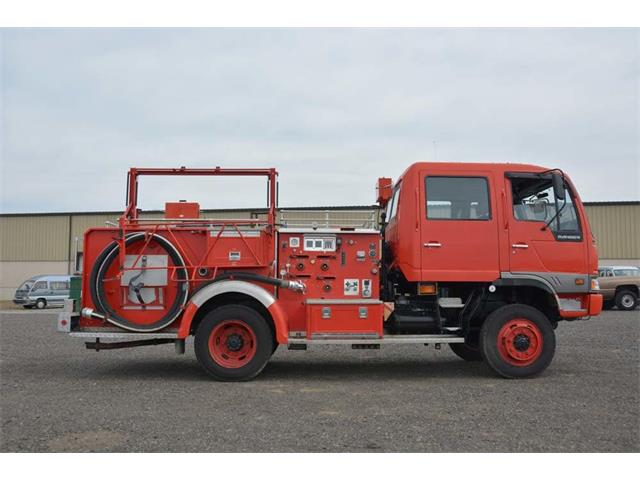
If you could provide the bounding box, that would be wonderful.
[494,273,557,298]
[177,280,289,343]
[494,272,563,314]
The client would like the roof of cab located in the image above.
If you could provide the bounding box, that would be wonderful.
[400,162,549,178]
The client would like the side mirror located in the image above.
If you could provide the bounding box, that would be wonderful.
[552,172,566,201]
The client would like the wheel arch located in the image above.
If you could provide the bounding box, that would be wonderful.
[614,284,639,296]
[486,278,560,320]
[178,280,289,343]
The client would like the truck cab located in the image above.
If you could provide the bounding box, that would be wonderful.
[381,163,602,375]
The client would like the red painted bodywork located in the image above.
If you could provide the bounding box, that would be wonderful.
[277,231,382,337]
[81,167,278,334]
[79,163,602,343]
[165,201,200,219]
[384,163,599,283]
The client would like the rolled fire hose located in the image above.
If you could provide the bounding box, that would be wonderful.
[89,233,189,332]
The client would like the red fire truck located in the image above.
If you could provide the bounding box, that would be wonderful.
[58,163,603,381]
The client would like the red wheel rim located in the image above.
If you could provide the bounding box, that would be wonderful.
[208,320,257,368]
[497,318,543,367]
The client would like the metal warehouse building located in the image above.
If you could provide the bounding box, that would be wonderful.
[0,202,638,301]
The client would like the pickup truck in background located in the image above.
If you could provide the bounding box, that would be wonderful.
[597,266,640,310]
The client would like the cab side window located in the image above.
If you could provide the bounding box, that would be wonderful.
[425,176,491,220]
[510,175,582,241]
[387,184,401,221]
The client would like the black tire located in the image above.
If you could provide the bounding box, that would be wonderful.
[194,304,273,381]
[23,305,34,309]
[449,342,483,361]
[615,290,638,311]
[602,299,614,310]
[35,298,46,310]
[480,304,556,379]
[271,343,279,356]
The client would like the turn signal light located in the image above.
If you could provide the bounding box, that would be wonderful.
[591,278,600,291]
[418,283,436,295]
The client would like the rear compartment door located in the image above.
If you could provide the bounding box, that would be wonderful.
[420,170,501,282]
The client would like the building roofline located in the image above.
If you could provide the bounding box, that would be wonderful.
[582,201,640,207]
[1,202,638,218]
[0,205,381,218]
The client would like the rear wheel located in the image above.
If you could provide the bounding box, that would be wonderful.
[480,304,556,379]
[35,298,46,309]
[615,290,638,311]
[449,342,482,361]
[194,304,273,381]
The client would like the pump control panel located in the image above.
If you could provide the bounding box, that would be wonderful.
[278,231,380,299]
[277,230,382,334]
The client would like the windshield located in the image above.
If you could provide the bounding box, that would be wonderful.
[17,281,34,292]
[613,268,640,277]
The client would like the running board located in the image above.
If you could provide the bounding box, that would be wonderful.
[85,338,177,351]
[70,331,179,340]
[287,334,465,345]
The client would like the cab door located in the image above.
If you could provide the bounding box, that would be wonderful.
[420,170,501,282]
[506,173,586,274]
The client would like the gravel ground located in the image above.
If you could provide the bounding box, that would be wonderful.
[1,308,638,452]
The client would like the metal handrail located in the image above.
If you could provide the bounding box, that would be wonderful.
[279,209,379,229]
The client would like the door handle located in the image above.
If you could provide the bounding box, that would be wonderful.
[424,242,442,248]
[512,243,529,249]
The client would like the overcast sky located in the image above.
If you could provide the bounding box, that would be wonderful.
[1,28,638,213]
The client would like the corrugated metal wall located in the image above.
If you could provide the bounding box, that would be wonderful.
[1,203,638,262]
[0,215,70,261]
[584,204,640,260]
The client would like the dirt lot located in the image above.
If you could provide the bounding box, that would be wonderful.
[0,308,638,452]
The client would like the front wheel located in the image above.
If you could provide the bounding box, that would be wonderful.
[194,305,274,381]
[480,304,556,379]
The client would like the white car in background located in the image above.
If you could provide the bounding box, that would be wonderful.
[13,275,72,309]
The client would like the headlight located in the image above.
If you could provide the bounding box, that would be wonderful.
[591,278,600,291]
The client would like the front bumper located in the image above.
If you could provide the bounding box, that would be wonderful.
[558,293,603,319]
[588,293,603,316]
[13,298,32,306]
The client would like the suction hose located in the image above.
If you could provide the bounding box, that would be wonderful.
[89,233,189,332]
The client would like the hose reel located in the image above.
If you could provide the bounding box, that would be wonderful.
[89,233,189,332]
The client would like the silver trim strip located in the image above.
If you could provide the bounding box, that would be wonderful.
[288,334,465,345]
[278,228,379,234]
[69,331,178,339]
[189,280,276,308]
[305,299,383,305]
[501,271,591,294]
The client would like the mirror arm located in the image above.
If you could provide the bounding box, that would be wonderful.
[541,195,567,231]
